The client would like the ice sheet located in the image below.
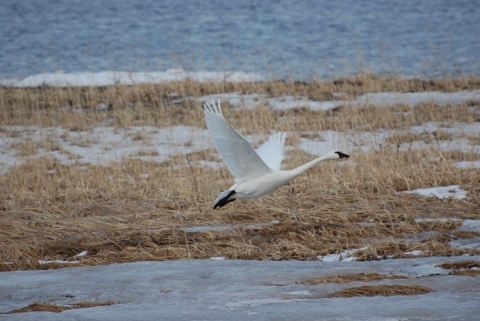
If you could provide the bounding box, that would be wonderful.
[402,185,467,199]
[1,257,479,320]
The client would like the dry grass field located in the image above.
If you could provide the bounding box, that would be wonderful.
[1,74,480,272]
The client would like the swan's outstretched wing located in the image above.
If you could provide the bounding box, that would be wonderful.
[255,131,286,171]
[204,100,272,183]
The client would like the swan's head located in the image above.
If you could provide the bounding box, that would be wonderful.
[335,151,350,159]
[328,150,350,159]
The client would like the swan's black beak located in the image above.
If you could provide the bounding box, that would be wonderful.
[335,151,350,159]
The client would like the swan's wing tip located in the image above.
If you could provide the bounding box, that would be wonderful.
[273,131,287,146]
[203,99,222,115]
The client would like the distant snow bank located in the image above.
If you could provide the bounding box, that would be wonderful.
[198,90,480,112]
[4,70,480,112]
[0,69,265,87]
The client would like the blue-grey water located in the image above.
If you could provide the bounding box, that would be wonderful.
[1,0,479,80]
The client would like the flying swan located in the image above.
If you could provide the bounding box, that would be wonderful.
[204,100,350,209]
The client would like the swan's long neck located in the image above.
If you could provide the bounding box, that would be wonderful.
[287,154,338,181]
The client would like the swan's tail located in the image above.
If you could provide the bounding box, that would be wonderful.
[213,190,236,209]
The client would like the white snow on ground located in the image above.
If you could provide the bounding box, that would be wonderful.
[0,70,265,87]
[0,125,212,173]
[298,121,480,156]
[345,91,480,108]
[318,247,368,262]
[196,93,266,110]
[75,251,88,257]
[282,290,312,296]
[264,95,336,111]
[196,93,335,111]
[2,71,479,114]
[286,90,480,111]
[179,220,279,233]
[412,219,480,251]
[149,221,280,234]
[198,90,480,111]
[457,220,480,233]
[38,260,80,264]
[1,121,479,174]
[404,250,423,256]
[1,70,478,112]
[1,257,480,320]
[450,239,480,250]
[1,86,479,174]
[414,218,463,223]
[454,161,480,169]
[402,185,467,199]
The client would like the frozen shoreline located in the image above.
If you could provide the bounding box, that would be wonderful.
[2,256,480,320]
[0,70,265,87]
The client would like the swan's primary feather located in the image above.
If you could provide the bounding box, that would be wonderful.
[204,100,273,183]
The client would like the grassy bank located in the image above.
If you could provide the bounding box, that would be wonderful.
[1,74,480,271]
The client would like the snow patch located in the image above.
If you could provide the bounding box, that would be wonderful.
[75,250,88,257]
[402,185,467,199]
[414,218,463,223]
[38,260,80,264]
[283,291,312,296]
[268,90,480,111]
[4,70,265,87]
[180,220,279,233]
[450,240,480,250]
[457,220,480,233]
[0,125,212,173]
[404,250,423,256]
[223,298,289,308]
[318,247,367,262]
[453,161,480,169]
[196,93,266,110]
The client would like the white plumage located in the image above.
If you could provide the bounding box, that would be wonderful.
[204,100,349,209]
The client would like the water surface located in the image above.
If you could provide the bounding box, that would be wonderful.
[1,0,479,79]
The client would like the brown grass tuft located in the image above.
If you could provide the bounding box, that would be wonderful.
[436,260,480,276]
[326,284,433,298]
[298,273,409,285]
[2,301,116,314]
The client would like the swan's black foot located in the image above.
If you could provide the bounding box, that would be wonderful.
[213,190,236,209]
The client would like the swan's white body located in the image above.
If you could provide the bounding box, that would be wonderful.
[204,100,349,209]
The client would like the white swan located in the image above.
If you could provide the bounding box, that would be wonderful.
[204,100,350,209]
